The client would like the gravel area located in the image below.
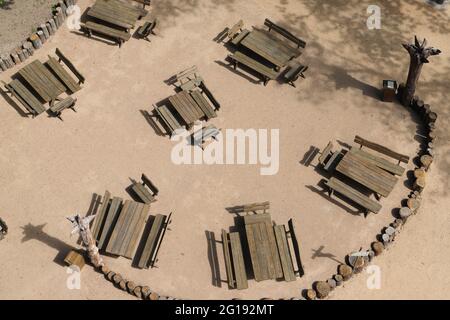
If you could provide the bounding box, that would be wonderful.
[0,0,58,56]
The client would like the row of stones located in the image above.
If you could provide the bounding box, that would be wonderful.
[304,95,438,300]
[0,0,77,73]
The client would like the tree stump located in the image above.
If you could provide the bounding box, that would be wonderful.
[399,207,412,219]
[392,218,403,229]
[368,250,375,261]
[119,280,127,291]
[327,278,337,289]
[0,59,6,72]
[385,226,396,236]
[315,281,331,299]
[423,104,431,117]
[415,99,424,111]
[372,241,384,256]
[381,233,390,244]
[305,289,316,300]
[420,155,433,171]
[54,15,60,28]
[23,41,34,56]
[133,286,143,299]
[149,292,160,300]
[113,274,123,285]
[11,52,20,64]
[334,274,343,286]
[126,281,136,293]
[46,22,55,35]
[407,198,420,213]
[338,264,353,281]
[428,112,438,124]
[22,49,29,60]
[413,177,426,192]
[37,30,46,44]
[106,271,116,281]
[16,48,26,62]
[30,34,43,49]
[428,130,437,143]
[100,265,110,275]
[414,168,426,179]
[49,19,58,33]
[141,286,151,299]
[40,24,50,39]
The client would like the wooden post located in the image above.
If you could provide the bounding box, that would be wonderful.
[40,24,50,39]
[59,1,68,18]
[54,15,60,28]
[49,18,58,33]
[420,155,433,171]
[22,49,30,60]
[37,30,46,44]
[0,59,7,72]
[10,52,20,65]
[23,41,34,56]
[30,33,43,49]
[401,36,441,107]
[46,21,55,35]
[16,47,26,62]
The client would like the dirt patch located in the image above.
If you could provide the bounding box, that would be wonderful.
[0,0,57,55]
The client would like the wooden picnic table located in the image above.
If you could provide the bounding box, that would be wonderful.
[168,90,205,127]
[18,60,66,103]
[336,150,398,197]
[244,213,283,282]
[240,29,301,69]
[87,0,141,30]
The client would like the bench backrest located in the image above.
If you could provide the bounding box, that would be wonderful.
[227,20,244,38]
[55,48,85,84]
[354,135,409,164]
[243,201,270,212]
[199,82,221,110]
[264,18,306,48]
[141,174,159,195]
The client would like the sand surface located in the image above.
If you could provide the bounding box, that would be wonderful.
[0,0,449,300]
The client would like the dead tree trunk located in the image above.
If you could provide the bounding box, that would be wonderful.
[401,36,441,107]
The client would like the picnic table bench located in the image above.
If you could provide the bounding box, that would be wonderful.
[82,21,132,47]
[153,104,184,135]
[354,135,410,165]
[136,18,157,41]
[87,0,141,30]
[2,80,46,117]
[349,147,405,176]
[49,96,77,120]
[46,49,84,94]
[264,18,306,49]
[191,125,221,149]
[273,224,296,282]
[226,20,244,41]
[168,90,205,126]
[137,213,172,269]
[131,174,159,204]
[325,177,382,214]
[228,51,279,86]
[284,61,308,87]
[222,230,248,290]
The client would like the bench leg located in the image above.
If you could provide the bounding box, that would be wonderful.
[263,77,269,86]
[289,81,296,88]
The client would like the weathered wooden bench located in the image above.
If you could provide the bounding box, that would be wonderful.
[222,230,248,290]
[231,29,250,46]
[325,177,382,214]
[199,81,221,111]
[131,174,159,204]
[284,62,308,87]
[137,213,172,269]
[82,21,131,47]
[49,96,77,120]
[191,125,221,149]
[264,18,306,49]
[153,104,184,135]
[55,48,85,85]
[136,18,157,41]
[228,51,279,86]
[2,80,46,117]
[190,90,217,120]
[227,20,244,41]
[318,141,334,165]
[354,135,410,165]
[273,224,296,282]
[323,150,342,172]
[46,54,82,94]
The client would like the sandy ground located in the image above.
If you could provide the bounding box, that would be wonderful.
[0,0,57,56]
[0,0,449,300]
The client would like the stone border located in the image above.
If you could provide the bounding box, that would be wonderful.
[0,0,77,73]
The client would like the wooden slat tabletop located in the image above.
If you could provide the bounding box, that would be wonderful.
[88,0,139,29]
[18,60,65,102]
[336,151,398,197]
[46,56,81,94]
[240,29,297,68]
[169,91,204,126]
[244,213,283,282]
[349,147,405,176]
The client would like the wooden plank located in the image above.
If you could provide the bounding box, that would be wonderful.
[97,196,123,249]
[228,51,279,80]
[354,135,410,163]
[245,223,264,281]
[178,90,204,122]
[326,177,382,213]
[155,105,183,133]
[231,29,250,46]
[116,201,139,257]
[124,203,149,259]
[221,230,235,288]
[288,219,305,277]
[318,141,333,165]
[55,48,85,84]
[190,91,216,120]
[131,183,154,204]
[138,214,165,269]
[46,56,81,93]
[336,152,397,197]
[105,199,131,254]
[19,63,52,102]
[87,6,134,29]
[91,190,111,241]
[244,213,271,225]
[350,147,405,176]
[227,20,243,38]
[274,225,296,281]
[229,232,248,290]
[7,80,46,115]
[31,60,66,96]
[84,21,132,42]
[324,150,341,172]
[263,219,283,279]
[264,18,306,48]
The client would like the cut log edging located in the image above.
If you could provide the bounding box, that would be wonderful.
[303,95,438,300]
[0,0,77,73]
